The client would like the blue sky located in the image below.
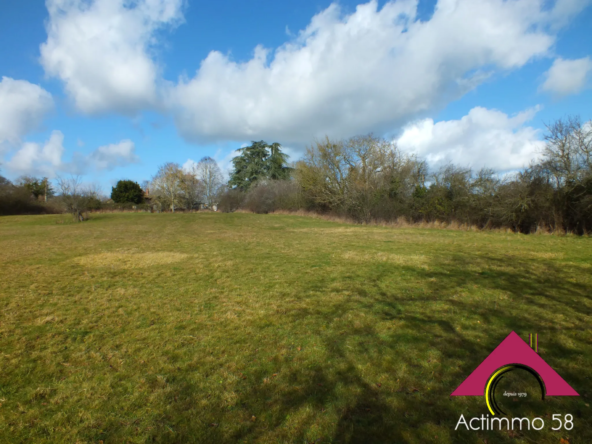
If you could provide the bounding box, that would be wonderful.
[1,0,591,194]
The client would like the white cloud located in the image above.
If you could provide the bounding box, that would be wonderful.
[182,158,197,172]
[40,0,185,115]
[167,0,587,145]
[6,132,139,177]
[36,0,591,147]
[0,77,53,146]
[217,149,243,180]
[89,140,140,170]
[7,130,66,177]
[396,106,546,171]
[540,57,592,97]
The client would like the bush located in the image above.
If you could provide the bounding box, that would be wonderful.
[99,201,152,212]
[243,183,277,213]
[0,183,60,216]
[243,180,301,214]
[218,188,245,213]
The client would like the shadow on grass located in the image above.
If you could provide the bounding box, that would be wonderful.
[105,252,591,443]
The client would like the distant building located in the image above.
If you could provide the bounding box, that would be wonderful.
[143,188,152,204]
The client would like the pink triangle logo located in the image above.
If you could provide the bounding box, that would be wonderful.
[451,332,578,397]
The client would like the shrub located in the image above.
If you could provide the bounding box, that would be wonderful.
[0,185,60,216]
[243,182,277,213]
[99,201,152,212]
[218,188,245,213]
[243,180,300,214]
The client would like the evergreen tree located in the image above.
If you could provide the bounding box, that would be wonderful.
[229,141,291,190]
[111,180,144,204]
[268,142,292,180]
[18,176,54,201]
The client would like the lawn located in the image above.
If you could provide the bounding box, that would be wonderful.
[0,212,590,443]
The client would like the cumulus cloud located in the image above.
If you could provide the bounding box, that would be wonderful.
[181,158,197,172]
[0,77,53,146]
[40,0,185,114]
[167,0,586,145]
[37,0,590,147]
[88,140,140,170]
[396,106,546,171]
[217,150,241,179]
[7,131,66,176]
[540,57,592,97]
[6,132,139,177]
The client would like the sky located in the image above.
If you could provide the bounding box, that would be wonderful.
[0,0,591,194]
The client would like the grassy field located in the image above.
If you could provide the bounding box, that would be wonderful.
[0,212,591,444]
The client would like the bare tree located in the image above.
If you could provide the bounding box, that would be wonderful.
[151,163,184,212]
[296,137,351,211]
[296,135,422,221]
[195,157,223,207]
[56,175,99,221]
[542,116,592,187]
[180,166,204,210]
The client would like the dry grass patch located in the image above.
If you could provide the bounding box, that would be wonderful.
[342,251,429,268]
[502,251,566,260]
[523,251,566,260]
[291,227,365,234]
[72,251,191,269]
[35,315,59,325]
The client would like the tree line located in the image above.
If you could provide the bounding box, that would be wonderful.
[105,142,293,213]
[0,155,225,218]
[1,117,590,233]
[142,157,224,212]
[218,116,592,235]
[0,175,58,216]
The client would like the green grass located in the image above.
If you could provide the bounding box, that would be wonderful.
[0,212,591,443]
